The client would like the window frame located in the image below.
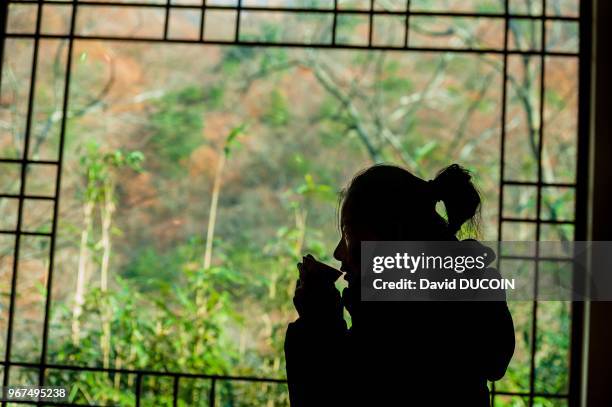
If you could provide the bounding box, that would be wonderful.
[0,1,593,406]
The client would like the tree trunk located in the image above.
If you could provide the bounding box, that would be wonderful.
[72,199,94,345]
[203,153,226,270]
[100,181,115,369]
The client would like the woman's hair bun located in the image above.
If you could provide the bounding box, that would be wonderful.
[431,164,481,236]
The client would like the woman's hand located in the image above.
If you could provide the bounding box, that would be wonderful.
[293,254,344,323]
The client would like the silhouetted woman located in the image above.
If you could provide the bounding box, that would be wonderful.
[285,164,515,406]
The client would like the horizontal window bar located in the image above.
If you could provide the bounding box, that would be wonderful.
[502,217,575,225]
[0,400,101,407]
[6,0,581,22]
[502,180,577,188]
[499,254,574,262]
[2,33,581,56]
[0,361,570,399]
[0,194,57,201]
[0,230,53,237]
[494,390,568,398]
[0,361,287,383]
[0,362,570,401]
[0,158,60,165]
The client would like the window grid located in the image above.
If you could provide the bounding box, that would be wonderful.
[0,0,591,406]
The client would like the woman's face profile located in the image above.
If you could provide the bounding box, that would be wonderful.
[334,220,377,289]
[333,224,356,287]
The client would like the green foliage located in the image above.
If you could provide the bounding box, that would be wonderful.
[79,141,144,202]
[295,173,336,203]
[224,124,248,157]
[378,61,415,97]
[206,84,226,110]
[545,89,567,111]
[48,256,241,405]
[123,246,183,292]
[221,48,258,75]
[148,86,206,176]
[263,90,291,127]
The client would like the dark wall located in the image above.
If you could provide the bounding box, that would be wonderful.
[585,0,612,406]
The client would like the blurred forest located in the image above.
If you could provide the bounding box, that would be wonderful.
[1,0,579,405]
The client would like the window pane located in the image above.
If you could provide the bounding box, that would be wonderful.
[76,6,166,38]
[504,56,542,183]
[7,3,38,34]
[510,0,543,16]
[25,163,58,197]
[541,187,575,222]
[29,39,69,162]
[535,302,571,393]
[409,16,505,50]
[411,0,503,13]
[546,0,579,17]
[41,4,73,36]
[503,185,538,220]
[11,236,51,362]
[543,57,578,183]
[494,299,534,393]
[546,21,579,53]
[0,163,21,194]
[239,11,334,44]
[1,40,34,159]
[508,18,543,51]
[204,10,237,41]
[168,8,202,40]
[0,198,19,231]
[0,235,16,358]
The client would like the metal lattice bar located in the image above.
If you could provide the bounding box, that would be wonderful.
[0,194,55,200]
[5,0,584,22]
[2,0,44,393]
[501,218,575,225]
[36,0,78,391]
[492,1,511,403]
[502,180,577,187]
[172,375,179,407]
[569,0,595,403]
[1,361,287,383]
[0,158,61,165]
[0,34,583,56]
[403,0,411,48]
[0,230,54,237]
[526,1,549,404]
[199,0,206,42]
[135,373,142,407]
[208,377,216,407]
[0,360,570,401]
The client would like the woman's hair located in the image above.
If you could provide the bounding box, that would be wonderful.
[337,163,481,240]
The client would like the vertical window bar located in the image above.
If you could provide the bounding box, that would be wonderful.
[529,1,548,406]
[2,0,43,390]
[368,0,374,47]
[164,0,171,40]
[135,373,143,407]
[331,0,338,46]
[172,375,180,407]
[209,377,216,407]
[570,0,594,405]
[493,1,510,403]
[200,0,206,42]
[0,0,9,97]
[38,0,78,388]
[403,0,411,48]
[235,0,242,43]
